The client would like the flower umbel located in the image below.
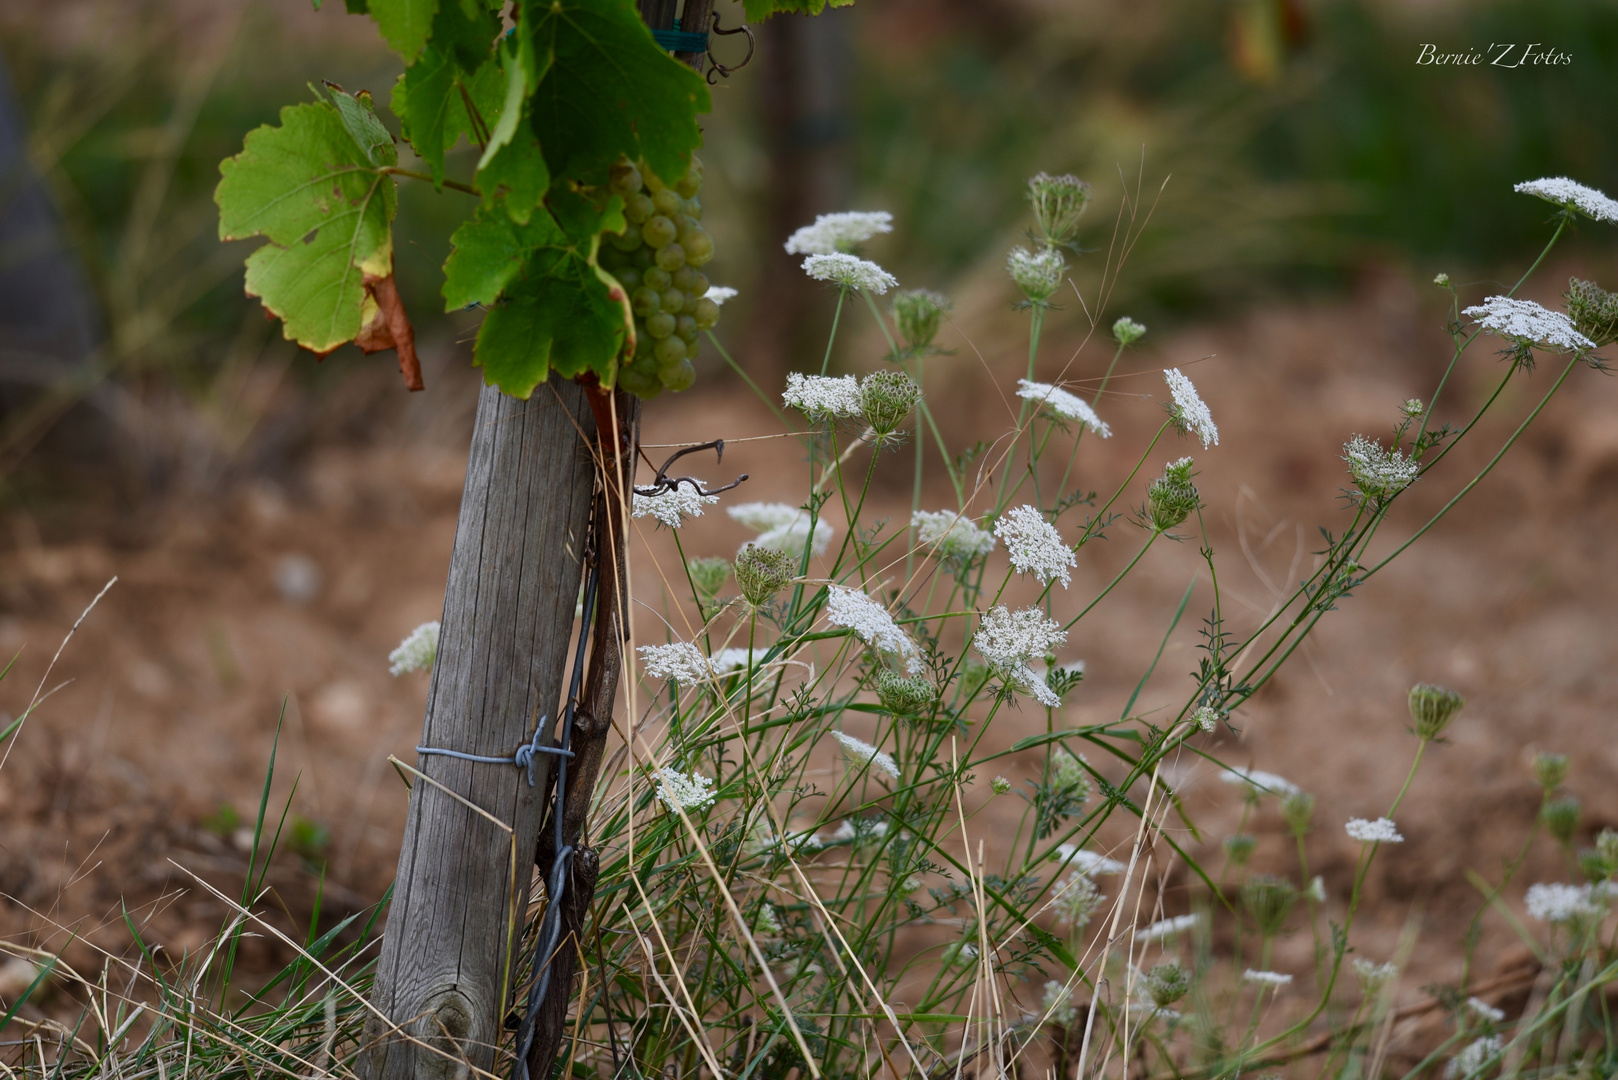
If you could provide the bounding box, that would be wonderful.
[1445,1036,1504,1080]
[1113,316,1147,346]
[1243,970,1293,988]
[783,373,862,420]
[1051,872,1105,929]
[1007,245,1066,302]
[1565,277,1618,347]
[830,730,900,781]
[1136,913,1200,943]
[729,502,835,558]
[686,557,731,600]
[389,621,440,676]
[1525,882,1603,924]
[638,642,713,684]
[912,510,996,563]
[1147,457,1201,532]
[632,483,719,528]
[802,252,898,294]
[825,586,924,674]
[892,289,949,351]
[1343,435,1419,503]
[734,545,795,608]
[784,211,894,255]
[653,767,717,812]
[1016,380,1111,436]
[1027,172,1091,246]
[1163,368,1218,448]
[859,370,922,437]
[1220,767,1301,799]
[994,505,1076,588]
[1041,980,1077,1026]
[1345,817,1404,843]
[1408,682,1464,739]
[973,606,1069,694]
[1463,295,1595,356]
[1513,176,1618,225]
[876,671,934,716]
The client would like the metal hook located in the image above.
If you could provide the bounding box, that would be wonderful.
[632,438,749,498]
[706,11,756,85]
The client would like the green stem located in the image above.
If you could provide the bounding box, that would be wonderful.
[379,166,479,196]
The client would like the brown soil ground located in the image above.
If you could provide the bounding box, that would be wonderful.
[1,265,1615,1067]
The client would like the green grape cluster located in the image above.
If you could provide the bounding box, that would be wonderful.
[600,155,719,398]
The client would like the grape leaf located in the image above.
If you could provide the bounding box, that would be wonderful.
[324,84,397,166]
[441,207,564,311]
[391,52,502,186]
[522,0,710,187]
[370,0,438,61]
[742,0,854,20]
[216,94,397,356]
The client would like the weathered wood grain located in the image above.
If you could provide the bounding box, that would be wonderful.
[362,378,597,1080]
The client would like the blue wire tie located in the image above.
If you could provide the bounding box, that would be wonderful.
[652,20,708,52]
[416,716,575,788]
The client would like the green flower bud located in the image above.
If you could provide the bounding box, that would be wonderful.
[1241,874,1298,938]
[687,556,731,600]
[1026,172,1091,247]
[1006,245,1066,302]
[1433,272,1451,288]
[1147,457,1201,532]
[1597,828,1618,866]
[1542,795,1580,845]
[1144,961,1190,1007]
[1577,848,1613,884]
[1407,683,1464,740]
[733,544,794,608]
[1281,791,1316,838]
[858,370,922,438]
[876,671,933,717]
[1401,399,1425,418]
[1566,277,1618,348]
[991,775,1012,795]
[1532,751,1569,791]
[1112,316,1146,346]
[892,289,949,352]
[1223,833,1256,866]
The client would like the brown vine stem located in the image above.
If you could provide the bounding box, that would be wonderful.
[378,166,480,196]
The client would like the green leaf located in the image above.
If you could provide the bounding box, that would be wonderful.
[522,0,710,186]
[441,207,564,311]
[370,0,438,61]
[433,0,501,71]
[391,53,502,186]
[742,0,854,20]
[471,36,550,222]
[324,85,398,166]
[216,96,397,354]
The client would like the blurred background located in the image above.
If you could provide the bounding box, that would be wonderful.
[1,0,1616,1021]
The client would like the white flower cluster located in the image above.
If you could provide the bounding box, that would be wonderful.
[1306,875,1327,902]
[972,605,1069,708]
[1041,980,1077,1026]
[1051,871,1106,929]
[637,641,713,683]
[1445,1035,1504,1080]
[753,902,781,936]
[1163,368,1219,448]
[389,620,440,676]
[1191,705,1220,733]
[784,211,894,255]
[1345,816,1404,843]
[1466,997,1505,1024]
[994,505,1076,588]
[1113,316,1147,345]
[1514,177,1618,224]
[1050,746,1089,793]
[783,373,862,419]
[825,586,924,674]
[1243,969,1292,987]
[729,502,835,558]
[705,285,738,306]
[1015,379,1112,437]
[1006,245,1066,301]
[1052,844,1125,876]
[632,484,719,529]
[1353,958,1398,989]
[912,510,997,561]
[653,767,717,812]
[1343,435,1420,502]
[1136,913,1200,943]
[802,252,898,294]
[1462,296,1594,353]
[709,647,764,674]
[830,730,900,781]
[1219,766,1300,798]
[1525,881,1605,924]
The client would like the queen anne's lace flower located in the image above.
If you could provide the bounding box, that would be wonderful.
[632,484,719,528]
[1052,844,1125,875]
[709,648,765,673]
[1163,368,1218,448]
[1466,997,1505,1024]
[1525,881,1604,923]
[830,730,900,780]
[784,211,894,255]
[826,586,923,674]
[1462,296,1595,353]
[1445,1036,1504,1080]
[1345,817,1404,843]
[1243,970,1292,987]
[1007,246,1066,301]
[1136,913,1200,942]
[1220,767,1300,798]
[729,502,834,558]
[1514,177,1618,224]
[973,605,1068,671]
[1113,316,1147,345]
[802,253,898,294]
[783,373,862,419]
[912,510,997,562]
[653,767,717,812]
[638,641,713,683]
[1343,435,1420,502]
[1016,380,1111,436]
[389,621,440,676]
[994,505,1076,588]
[1353,958,1398,988]
[1192,705,1220,733]
[705,285,738,305]
[1041,980,1077,1025]
[753,902,781,935]
[1052,871,1106,928]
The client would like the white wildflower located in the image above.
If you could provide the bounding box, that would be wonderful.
[1136,913,1200,943]
[994,504,1076,588]
[1462,295,1594,353]
[1015,379,1112,437]
[1434,272,1451,287]
[783,372,862,419]
[1113,316,1147,345]
[912,510,997,561]
[1014,664,1061,707]
[637,641,713,683]
[784,211,894,255]
[1306,875,1327,902]
[729,502,834,558]
[652,767,717,812]
[784,829,824,853]
[1445,1036,1504,1080]
[1219,766,1301,798]
[753,902,782,936]
[1466,997,1505,1024]
[830,730,900,781]
[1050,748,1090,796]
[825,586,923,674]
[709,648,765,673]
[389,621,440,676]
[632,484,719,528]
[704,285,738,305]
[1345,817,1404,844]
[1041,980,1077,1026]
[1353,958,1399,989]
[1525,881,1604,923]
[1052,844,1125,876]
[802,252,898,294]
[991,776,1012,794]
[973,605,1069,672]
[1243,969,1292,987]
[1343,434,1419,502]
[1163,368,1218,448]
[1051,871,1106,929]
[1191,705,1220,733]
[1125,1002,1181,1023]
[1006,245,1066,301]
[1514,176,1618,224]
